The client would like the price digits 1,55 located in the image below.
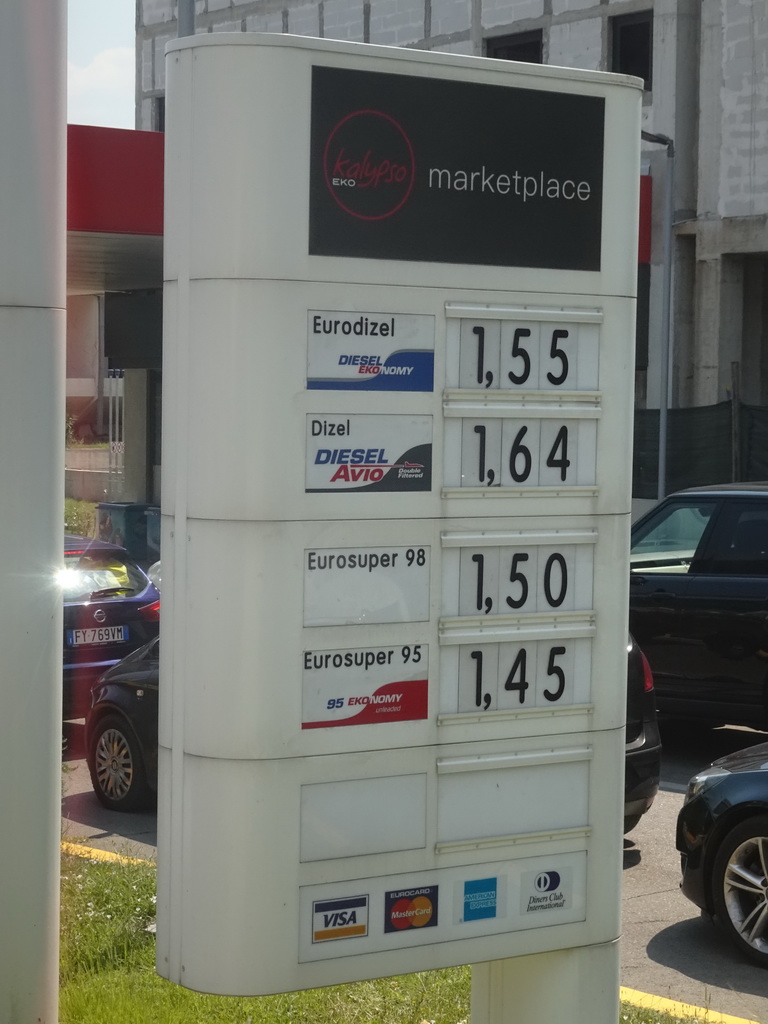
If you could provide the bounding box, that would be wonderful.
[470,645,567,710]
[471,325,570,389]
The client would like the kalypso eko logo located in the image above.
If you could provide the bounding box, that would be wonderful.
[322,109,415,221]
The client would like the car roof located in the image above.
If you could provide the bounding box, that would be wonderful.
[64,533,129,557]
[670,482,768,497]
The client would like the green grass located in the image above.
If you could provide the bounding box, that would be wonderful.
[64,498,97,538]
[59,852,705,1024]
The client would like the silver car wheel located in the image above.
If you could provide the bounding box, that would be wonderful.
[721,833,768,956]
[94,726,134,802]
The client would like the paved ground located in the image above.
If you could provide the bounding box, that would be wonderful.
[62,719,768,1021]
[622,787,768,1023]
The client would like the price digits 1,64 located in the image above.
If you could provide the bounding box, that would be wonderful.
[471,422,570,487]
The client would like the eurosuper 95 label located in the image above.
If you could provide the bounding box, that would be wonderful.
[307,310,435,392]
[306,414,432,493]
[302,644,429,728]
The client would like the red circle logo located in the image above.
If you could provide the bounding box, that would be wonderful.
[323,110,415,221]
[388,895,434,929]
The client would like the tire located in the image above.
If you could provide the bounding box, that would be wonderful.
[711,814,768,968]
[623,814,642,835]
[87,714,153,812]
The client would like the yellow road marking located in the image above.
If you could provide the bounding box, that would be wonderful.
[621,986,761,1024]
[61,841,152,865]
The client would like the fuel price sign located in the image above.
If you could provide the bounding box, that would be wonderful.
[160,32,641,1009]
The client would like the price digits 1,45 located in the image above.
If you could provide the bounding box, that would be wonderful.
[470,645,567,709]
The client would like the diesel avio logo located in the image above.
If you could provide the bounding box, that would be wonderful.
[323,109,415,221]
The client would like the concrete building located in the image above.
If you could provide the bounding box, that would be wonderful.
[135,0,768,417]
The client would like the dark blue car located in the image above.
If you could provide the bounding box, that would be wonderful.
[62,534,160,719]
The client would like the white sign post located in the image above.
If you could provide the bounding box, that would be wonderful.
[159,34,641,1022]
[0,3,65,1022]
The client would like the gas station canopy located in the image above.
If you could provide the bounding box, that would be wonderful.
[66,124,164,295]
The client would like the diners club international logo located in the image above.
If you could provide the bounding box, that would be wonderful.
[322,109,415,221]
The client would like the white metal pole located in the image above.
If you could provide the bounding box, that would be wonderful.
[642,131,675,501]
[0,2,66,1021]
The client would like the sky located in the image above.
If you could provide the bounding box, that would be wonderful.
[68,0,136,128]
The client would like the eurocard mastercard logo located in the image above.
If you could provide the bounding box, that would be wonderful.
[384,885,438,933]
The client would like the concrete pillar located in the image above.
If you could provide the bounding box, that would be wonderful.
[675,235,697,406]
[472,941,620,1024]
[697,1,723,218]
[693,256,744,406]
[0,1,66,1021]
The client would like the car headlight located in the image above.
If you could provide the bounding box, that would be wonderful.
[684,767,731,803]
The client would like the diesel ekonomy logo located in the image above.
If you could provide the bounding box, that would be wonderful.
[322,109,416,221]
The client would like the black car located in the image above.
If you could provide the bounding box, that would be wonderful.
[85,636,159,811]
[676,741,768,968]
[63,534,160,719]
[630,484,768,728]
[85,635,661,830]
[625,633,661,833]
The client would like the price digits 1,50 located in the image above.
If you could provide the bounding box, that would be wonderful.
[470,645,567,710]
[471,550,567,615]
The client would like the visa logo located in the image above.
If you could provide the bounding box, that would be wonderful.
[312,894,369,943]
[323,910,358,927]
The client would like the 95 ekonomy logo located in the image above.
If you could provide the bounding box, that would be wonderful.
[323,109,415,221]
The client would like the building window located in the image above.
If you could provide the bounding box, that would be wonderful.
[611,11,653,90]
[154,97,165,133]
[486,31,543,64]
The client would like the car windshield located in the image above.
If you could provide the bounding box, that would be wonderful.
[631,501,716,572]
[59,551,147,601]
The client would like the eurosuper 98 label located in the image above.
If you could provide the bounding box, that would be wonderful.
[303,644,429,728]
[304,545,431,626]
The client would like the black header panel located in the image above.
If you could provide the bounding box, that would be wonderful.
[309,65,605,271]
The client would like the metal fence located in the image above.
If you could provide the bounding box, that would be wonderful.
[633,400,768,498]
[106,368,125,500]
